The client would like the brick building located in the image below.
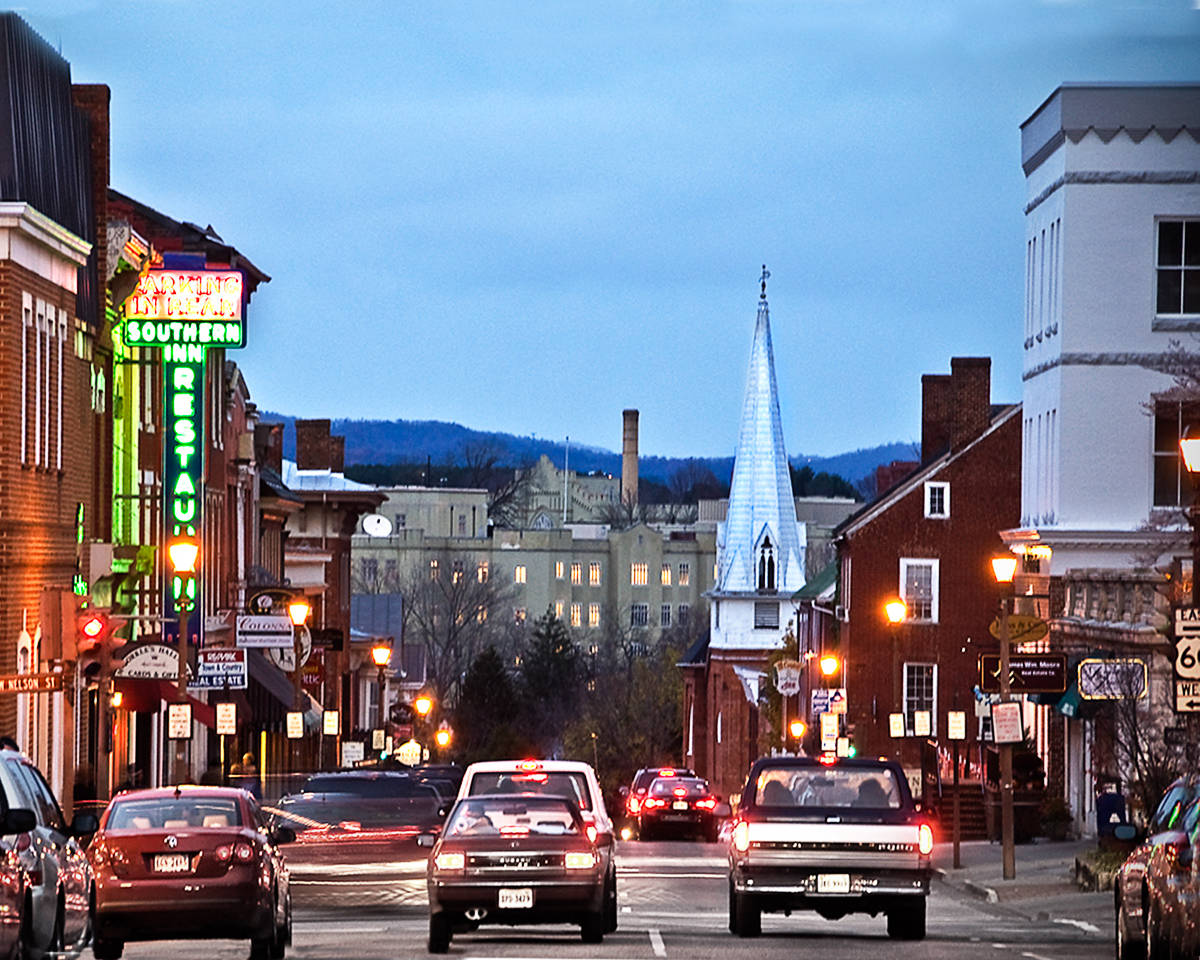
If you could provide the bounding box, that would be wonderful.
[834,358,1021,771]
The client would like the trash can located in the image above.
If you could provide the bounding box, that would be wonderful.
[1096,777,1127,839]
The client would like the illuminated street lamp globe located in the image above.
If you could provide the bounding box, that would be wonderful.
[167,539,199,575]
[370,644,391,669]
[991,555,1018,584]
[288,598,311,626]
[819,655,840,678]
[434,724,452,748]
[884,598,907,624]
[413,694,434,718]
[788,719,806,740]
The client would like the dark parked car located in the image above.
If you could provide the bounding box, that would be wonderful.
[0,749,95,959]
[632,776,722,842]
[89,786,293,959]
[0,768,37,960]
[425,794,607,952]
[619,766,696,828]
[1114,776,1199,960]
[1142,791,1200,959]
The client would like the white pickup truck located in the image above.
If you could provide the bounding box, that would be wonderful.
[728,756,933,940]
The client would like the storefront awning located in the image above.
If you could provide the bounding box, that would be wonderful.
[111,678,216,728]
[247,650,297,709]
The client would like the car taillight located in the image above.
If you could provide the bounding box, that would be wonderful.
[659,768,676,777]
[435,851,465,871]
[696,798,717,810]
[517,758,542,772]
[643,797,665,809]
[565,851,595,869]
[234,842,255,863]
[214,845,233,863]
[673,787,688,798]
[585,824,597,844]
[628,796,642,815]
[918,823,934,856]
[732,821,750,853]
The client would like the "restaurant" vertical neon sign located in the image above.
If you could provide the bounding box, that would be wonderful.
[165,344,205,622]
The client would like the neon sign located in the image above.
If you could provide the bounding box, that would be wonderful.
[123,320,243,348]
[123,269,245,348]
[165,351,204,616]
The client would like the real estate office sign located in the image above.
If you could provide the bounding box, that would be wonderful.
[123,268,247,646]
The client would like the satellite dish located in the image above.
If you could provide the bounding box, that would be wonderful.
[363,514,393,537]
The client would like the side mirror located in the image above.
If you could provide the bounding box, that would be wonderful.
[70,812,99,837]
[273,826,297,845]
[416,833,435,848]
[1114,824,1138,841]
[2,808,36,835]
[437,806,449,820]
[617,786,629,799]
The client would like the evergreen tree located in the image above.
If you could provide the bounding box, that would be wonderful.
[519,608,582,756]
[455,645,528,763]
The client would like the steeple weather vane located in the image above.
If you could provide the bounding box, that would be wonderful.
[760,264,770,301]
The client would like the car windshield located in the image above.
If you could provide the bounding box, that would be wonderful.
[266,794,441,831]
[107,797,242,829]
[466,771,591,811]
[302,775,436,799]
[445,797,581,837]
[634,768,691,793]
[649,778,709,798]
[754,766,903,809]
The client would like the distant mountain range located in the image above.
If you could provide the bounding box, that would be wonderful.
[259,412,918,487]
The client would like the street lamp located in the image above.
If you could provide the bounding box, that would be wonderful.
[413,693,433,719]
[370,643,391,731]
[168,538,199,785]
[789,719,807,742]
[992,552,1017,881]
[884,598,907,625]
[819,655,841,679]
[1180,427,1200,606]
[288,598,310,712]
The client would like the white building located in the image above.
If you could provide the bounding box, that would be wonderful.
[1003,84,1200,831]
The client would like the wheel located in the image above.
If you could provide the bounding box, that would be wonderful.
[428,912,451,954]
[731,888,760,938]
[728,879,738,934]
[580,909,605,943]
[705,822,720,844]
[92,937,124,960]
[271,894,291,958]
[1145,894,1168,960]
[604,871,618,933]
[886,898,927,940]
[1116,892,1145,960]
[640,821,653,842]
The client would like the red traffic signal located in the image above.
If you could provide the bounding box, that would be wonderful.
[74,608,129,680]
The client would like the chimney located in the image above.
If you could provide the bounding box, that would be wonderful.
[920,375,952,465]
[621,409,639,508]
[255,422,284,474]
[949,357,992,451]
[330,435,345,474]
[295,419,331,470]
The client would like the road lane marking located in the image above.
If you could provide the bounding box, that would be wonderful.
[1022,953,1056,960]
[649,929,666,957]
[619,872,725,879]
[1053,918,1101,935]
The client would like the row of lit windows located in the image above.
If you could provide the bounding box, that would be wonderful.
[630,562,691,587]
[514,603,603,628]
[372,557,701,590]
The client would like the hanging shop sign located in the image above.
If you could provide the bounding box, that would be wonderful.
[979,653,1067,694]
[773,660,802,696]
[189,649,248,691]
[124,270,244,345]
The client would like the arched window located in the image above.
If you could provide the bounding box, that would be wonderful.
[757,536,775,592]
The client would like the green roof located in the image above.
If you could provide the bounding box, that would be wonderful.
[793,559,837,601]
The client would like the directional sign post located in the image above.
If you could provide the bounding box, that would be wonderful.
[1173,608,1200,713]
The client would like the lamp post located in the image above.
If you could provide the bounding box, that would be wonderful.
[167,538,199,785]
[1178,429,1200,759]
[287,599,311,712]
[370,643,391,734]
[992,553,1019,882]
[413,692,434,761]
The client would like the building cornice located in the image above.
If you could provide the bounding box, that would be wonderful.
[0,201,92,265]
[1000,525,1185,553]
[1024,169,1200,215]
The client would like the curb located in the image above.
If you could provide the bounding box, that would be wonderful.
[962,879,999,903]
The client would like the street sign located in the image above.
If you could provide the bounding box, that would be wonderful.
[322,710,340,736]
[774,660,802,696]
[888,713,905,738]
[286,712,304,739]
[820,712,839,752]
[0,673,63,694]
[189,649,248,691]
[1176,679,1200,713]
[979,654,1067,694]
[1078,658,1147,700]
[235,614,294,649]
[341,741,365,766]
[216,702,237,736]
[835,737,850,758]
[947,711,967,741]
[992,702,1024,743]
[167,703,192,739]
[811,688,848,716]
[913,710,931,737]
[117,644,189,681]
[988,614,1049,645]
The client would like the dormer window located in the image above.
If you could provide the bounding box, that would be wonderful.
[756,536,776,592]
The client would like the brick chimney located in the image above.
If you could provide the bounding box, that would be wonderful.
[295,419,331,470]
[621,409,639,508]
[330,435,345,474]
[920,358,992,464]
[921,375,952,464]
[255,422,284,474]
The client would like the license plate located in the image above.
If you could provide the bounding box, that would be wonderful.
[672,801,689,810]
[817,873,850,893]
[498,888,533,909]
[153,854,190,873]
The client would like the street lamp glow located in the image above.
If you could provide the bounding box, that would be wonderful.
[167,539,199,574]
[370,644,391,668]
[413,694,434,717]
[435,726,452,748]
[884,598,907,624]
[1181,427,1200,474]
[991,555,1018,584]
[819,655,840,677]
[288,598,311,626]
[789,719,806,740]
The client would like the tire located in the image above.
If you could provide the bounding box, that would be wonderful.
[640,821,654,843]
[731,888,761,938]
[1116,892,1145,960]
[705,823,720,844]
[428,912,451,954]
[92,938,124,960]
[580,909,605,944]
[271,895,291,958]
[604,872,618,933]
[887,898,927,940]
[1145,895,1167,960]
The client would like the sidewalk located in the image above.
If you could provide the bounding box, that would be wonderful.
[932,838,1097,905]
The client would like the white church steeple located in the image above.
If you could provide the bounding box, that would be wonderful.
[710,266,806,650]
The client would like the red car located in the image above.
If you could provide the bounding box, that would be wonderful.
[89,786,294,960]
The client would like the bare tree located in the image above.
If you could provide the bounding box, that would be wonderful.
[459,441,532,529]
[351,555,403,594]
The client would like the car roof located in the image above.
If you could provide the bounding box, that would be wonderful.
[110,786,249,801]
[464,760,596,774]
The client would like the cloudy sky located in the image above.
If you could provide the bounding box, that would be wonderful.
[28,1,1200,459]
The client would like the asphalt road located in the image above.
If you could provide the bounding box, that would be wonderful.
[104,840,1116,960]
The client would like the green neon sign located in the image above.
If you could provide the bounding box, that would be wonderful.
[165,353,204,614]
[123,319,244,348]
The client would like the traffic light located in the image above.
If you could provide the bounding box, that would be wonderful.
[74,607,129,682]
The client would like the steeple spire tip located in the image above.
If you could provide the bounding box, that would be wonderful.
[759,264,770,301]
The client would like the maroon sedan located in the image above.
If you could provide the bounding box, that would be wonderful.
[89,786,294,960]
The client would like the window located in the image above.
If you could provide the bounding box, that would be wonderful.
[571,562,581,585]
[678,603,689,626]
[661,563,672,586]
[589,562,601,586]
[385,559,397,580]
[457,515,467,536]
[452,559,464,583]
[754,601,780,629]
[899,559,939,622]
[631,562,648,586]
[570,603,582,627]
[660,604,671,627]
[555,561,565,580]
[1157,220,1200,316]
[395,513,406,529]
[756,536,776,591]
[678,563,690,587]
[514,607,527,625]
[588,642,598,656]
[555,601,564,620]
[476,606,488,623]
[1153,399,1200,506]
[514,564,527,584]
[429,559,439,580]
[903,663,937,737]
[588,603,600,628]
[924,482,949,519]
[631,603,649,627]
[361,558,378,582]
[477,560,489,583]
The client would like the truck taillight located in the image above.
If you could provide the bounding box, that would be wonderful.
[918,823,934,856]
[732,821,750,853]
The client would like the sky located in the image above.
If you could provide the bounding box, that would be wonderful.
[27,0,1200,459]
